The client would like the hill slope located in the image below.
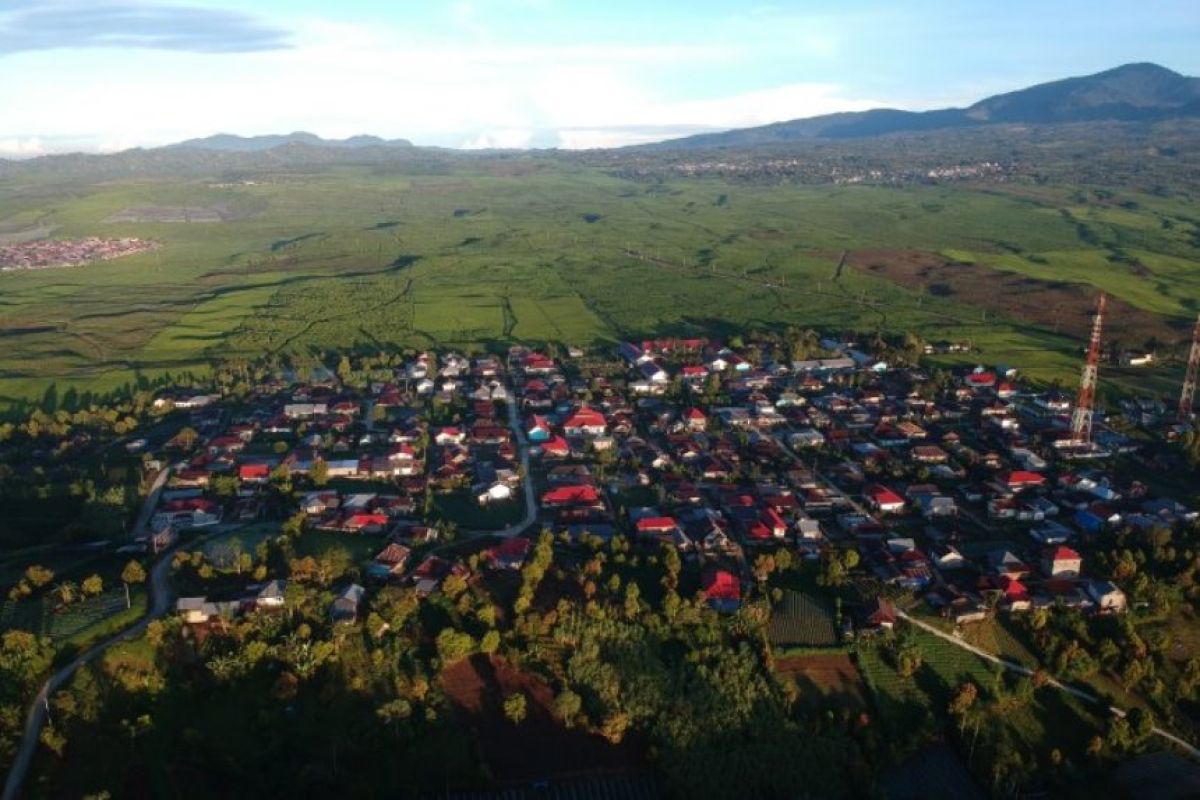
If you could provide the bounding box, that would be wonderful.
[647,63,1200,149]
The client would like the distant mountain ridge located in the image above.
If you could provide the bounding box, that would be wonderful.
[169,131,414,151]
[643,63,1200,149]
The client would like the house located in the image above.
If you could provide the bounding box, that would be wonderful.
[331,584,366,623]
[368,543,411,580]
[989,550,1031,579]
[639,361,669,383]
[540,435,570,458]
[486,537,532,570]
[684,407,707,431]
[152,498,221,530]
[912,445,949,464]
[1002,470,1047,491]
[253,580,287,609]
[635,516,679,537]
[562,407,607,437]
[990,576,1031,611]
[176,597,212,625]
[238,463,271,483]
[702,569,741,613]
[864,484,906,514]
[435,427,466,446]
[931,544,966,571]
[527,415,553,442]
[343,512,391,534]
[302,491,340,515]
[1085,580,1128,614]
[1030,520,1073,545]
[863,597,897,631]
[542,484,601,507]
[175,596,238,624]
[916,494,957,518]
[1042,545,1082,578]
[284,402,328,419]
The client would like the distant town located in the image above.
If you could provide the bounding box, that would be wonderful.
[0,237,157,271]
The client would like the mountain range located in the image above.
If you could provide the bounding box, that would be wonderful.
[643,62,1200,149]
[169,131,414,152]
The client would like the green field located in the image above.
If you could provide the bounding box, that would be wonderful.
[768,589,839,647]
[857,627,1108,763]
[2,159,1198,407]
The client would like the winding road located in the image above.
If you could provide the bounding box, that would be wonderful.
[2,467,178,800]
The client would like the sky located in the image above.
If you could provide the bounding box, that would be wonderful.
[1,0,1198,156]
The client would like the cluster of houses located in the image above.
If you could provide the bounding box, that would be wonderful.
[151,335,1194,629]
[0,237,157,271]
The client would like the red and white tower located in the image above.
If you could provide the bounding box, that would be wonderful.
[1179,313,1200,423]
[1070,293,1107,444]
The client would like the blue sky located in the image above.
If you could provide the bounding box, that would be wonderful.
[2,0,1198,155]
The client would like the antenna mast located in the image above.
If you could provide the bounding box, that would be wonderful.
[1179,313,1200,423]
[1070,293,1106,444]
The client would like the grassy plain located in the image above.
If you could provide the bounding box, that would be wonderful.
[1,160,1197,407]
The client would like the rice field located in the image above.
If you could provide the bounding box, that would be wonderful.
[1,162,1196,407]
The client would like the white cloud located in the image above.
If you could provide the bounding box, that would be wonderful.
[0,137,46,158]
[460,128,535,149]
[0,15,880,151]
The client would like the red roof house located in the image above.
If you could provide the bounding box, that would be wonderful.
[239,463,270,482]
[541,484,601,507]
[864,484,906,513]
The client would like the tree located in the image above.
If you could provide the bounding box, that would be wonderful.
[311,458,330,487]
[376,699,413,729]
[81,574,104,598]
[176,427,199,450]
[503,692,527,724]
[948,681,978,718]
[54,581,79,606]
[600,711,630,744]
[435,628,475,664]
[24,565,54,589]
[623,582,641,619]
[281,511,307,538]
[554,688,582,726]
[121,560,147,610]
[480,630,501,654]
[752,553,776,583]
[0,630,54,691]
[1127,707,1154,743]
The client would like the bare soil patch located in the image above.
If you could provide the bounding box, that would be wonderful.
[105,205,224,223]
[442,654,644,783]
[842,249,1182,343]
[775,653,868,712]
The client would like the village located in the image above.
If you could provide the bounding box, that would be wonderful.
[2,323,1199,798]
[133,330,1197,637]
[0,237,157,271]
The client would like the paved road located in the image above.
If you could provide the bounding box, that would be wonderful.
[899,610,1200,760]
[133,466,172,538]
[493,392,539,539]
[2,467,181,800]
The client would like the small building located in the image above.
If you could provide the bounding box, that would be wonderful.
[486,537,532,570]
[1085,580,1128,614]
[331,584,366,623]
[702,569,741,613]
[864,484,906,514]
[863,597,897,631]
[1042,545,1082,578]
